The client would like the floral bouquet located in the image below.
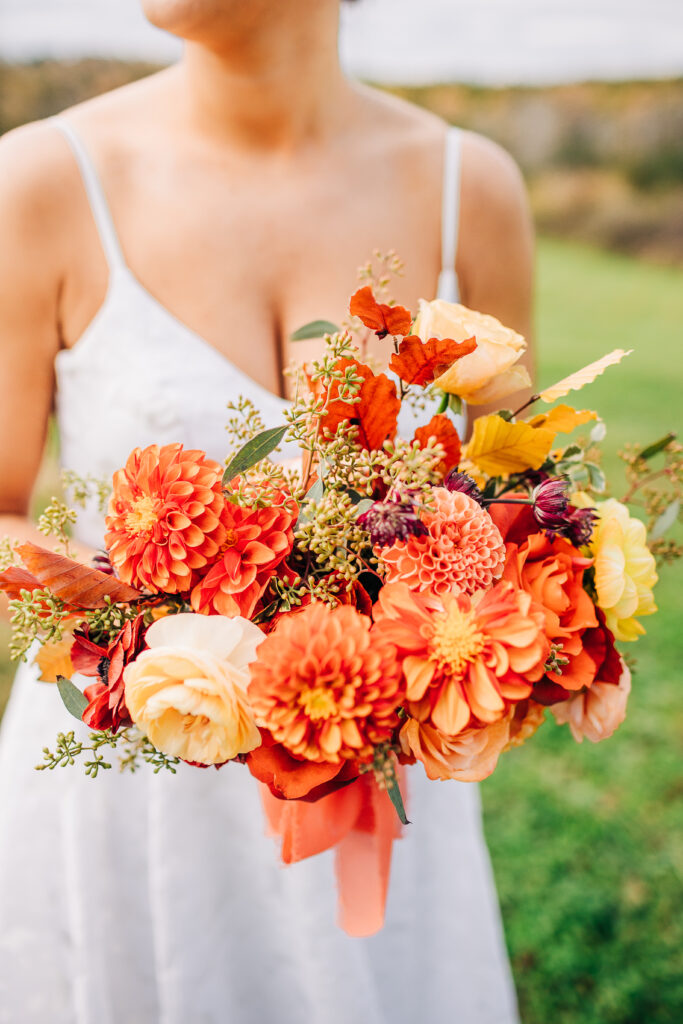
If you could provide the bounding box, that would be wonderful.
[2,260,679,935]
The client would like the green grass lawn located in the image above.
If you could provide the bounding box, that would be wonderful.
[0,238,681,1023]
[481,238,683,1024]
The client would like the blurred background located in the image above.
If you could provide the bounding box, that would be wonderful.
[0,2,681,1021]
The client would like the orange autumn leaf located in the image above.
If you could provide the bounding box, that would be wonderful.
[349,286,412,339]
[0,565,44,600]
[464,415,555,476]
[16,542,143,609]
[414,415,462,475]
[321,358,400,451]
[528,404,598,434]
[35,633,75,683]
[389,334,477,387]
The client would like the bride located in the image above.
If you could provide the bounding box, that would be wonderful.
[0,1,533,1021]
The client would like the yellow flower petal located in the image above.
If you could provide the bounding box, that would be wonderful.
[539,350,632,403]
[528,404,598,434]
[464,415,555,476]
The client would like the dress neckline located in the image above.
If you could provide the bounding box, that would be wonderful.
[51,116,462,404]
[56,262,290,408]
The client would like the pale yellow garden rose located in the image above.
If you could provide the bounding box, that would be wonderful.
[123,613,264,765]
[587,498,658,641]
[551,660,632,743]
[412,299,530,405]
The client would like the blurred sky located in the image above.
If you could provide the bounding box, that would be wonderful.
[1,0,682,85]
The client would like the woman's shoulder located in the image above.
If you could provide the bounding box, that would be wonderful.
[352,83,525,203]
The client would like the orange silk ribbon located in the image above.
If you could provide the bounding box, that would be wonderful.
[259,768,406,937]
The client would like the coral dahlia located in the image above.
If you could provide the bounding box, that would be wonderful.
[373,581,549,735]
[248,603,404,764]
[378,487,505,596]
[105,444,227,594]
[191,502,295,618]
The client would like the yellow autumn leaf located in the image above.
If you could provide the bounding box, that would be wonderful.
[35,632,74,684]
[464,415,555,476]
[528,404,598,434]
[539,350,632,403]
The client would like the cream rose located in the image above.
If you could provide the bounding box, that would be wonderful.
[413,299,530,405]
[551,660,632,743]
[123,613,264,765]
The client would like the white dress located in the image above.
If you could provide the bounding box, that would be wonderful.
[0,120,519,1024]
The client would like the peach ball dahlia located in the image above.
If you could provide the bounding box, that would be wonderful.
[378,487,505,596]
[105,444,228,594]
[248,602,404,764]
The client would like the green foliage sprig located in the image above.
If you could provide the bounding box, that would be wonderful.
[36,727,181,777]
[36,497,77,555]
[8,588,76,662]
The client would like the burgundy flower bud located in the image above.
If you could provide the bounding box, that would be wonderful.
[564,505,597,546]
[444,470,484,506]
[531,477,571,530]
[358,499,428,547]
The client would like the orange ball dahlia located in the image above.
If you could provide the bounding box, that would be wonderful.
[248,603,404,764]
[373,581,549,736]
[378,487,505,596]
[191,503,295,618]
[105,444,228,593]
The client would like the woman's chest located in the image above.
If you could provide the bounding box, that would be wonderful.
[62,134,445,395]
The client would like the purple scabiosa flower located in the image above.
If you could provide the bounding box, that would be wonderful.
[358,498,428,547]
[444,470,484,506]
[531,477,571,530]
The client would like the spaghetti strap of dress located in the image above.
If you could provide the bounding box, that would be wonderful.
[51,117,126,271]
[437,125,463,304]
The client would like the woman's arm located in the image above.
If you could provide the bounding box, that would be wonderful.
[457,131,536,414]
[0,124,92,615]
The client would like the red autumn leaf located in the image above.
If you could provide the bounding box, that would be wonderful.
[413,414,462,476]
[349,286,412,339]
[16,542,142,609]
[389,334,477,387]
[321,358,400,451]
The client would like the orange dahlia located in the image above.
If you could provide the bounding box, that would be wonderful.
[373,581,549,735]
[191,502,295,618]
[378,487,505,596]
[105,444,227,593]
[248,602,404,764]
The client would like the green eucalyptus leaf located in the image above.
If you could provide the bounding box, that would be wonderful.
[386,772,410,826]
[290,320,340,341]
[650,498,680,540]
[355,499,374,517]
[295,476,325,528]
[223,425,288,485]
[56,675,88,722]
[637,433,676,462]
[586,463,606,493]
[436,391,449,415]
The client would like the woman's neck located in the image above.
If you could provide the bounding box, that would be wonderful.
[173,3,354,152]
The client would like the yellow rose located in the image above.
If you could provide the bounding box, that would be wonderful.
[413,299,530,405]
[588,498,658,641]
[124,613,263,765]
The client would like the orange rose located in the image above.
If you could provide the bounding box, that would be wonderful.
[502,533,599,692]
[399,715,512,782]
